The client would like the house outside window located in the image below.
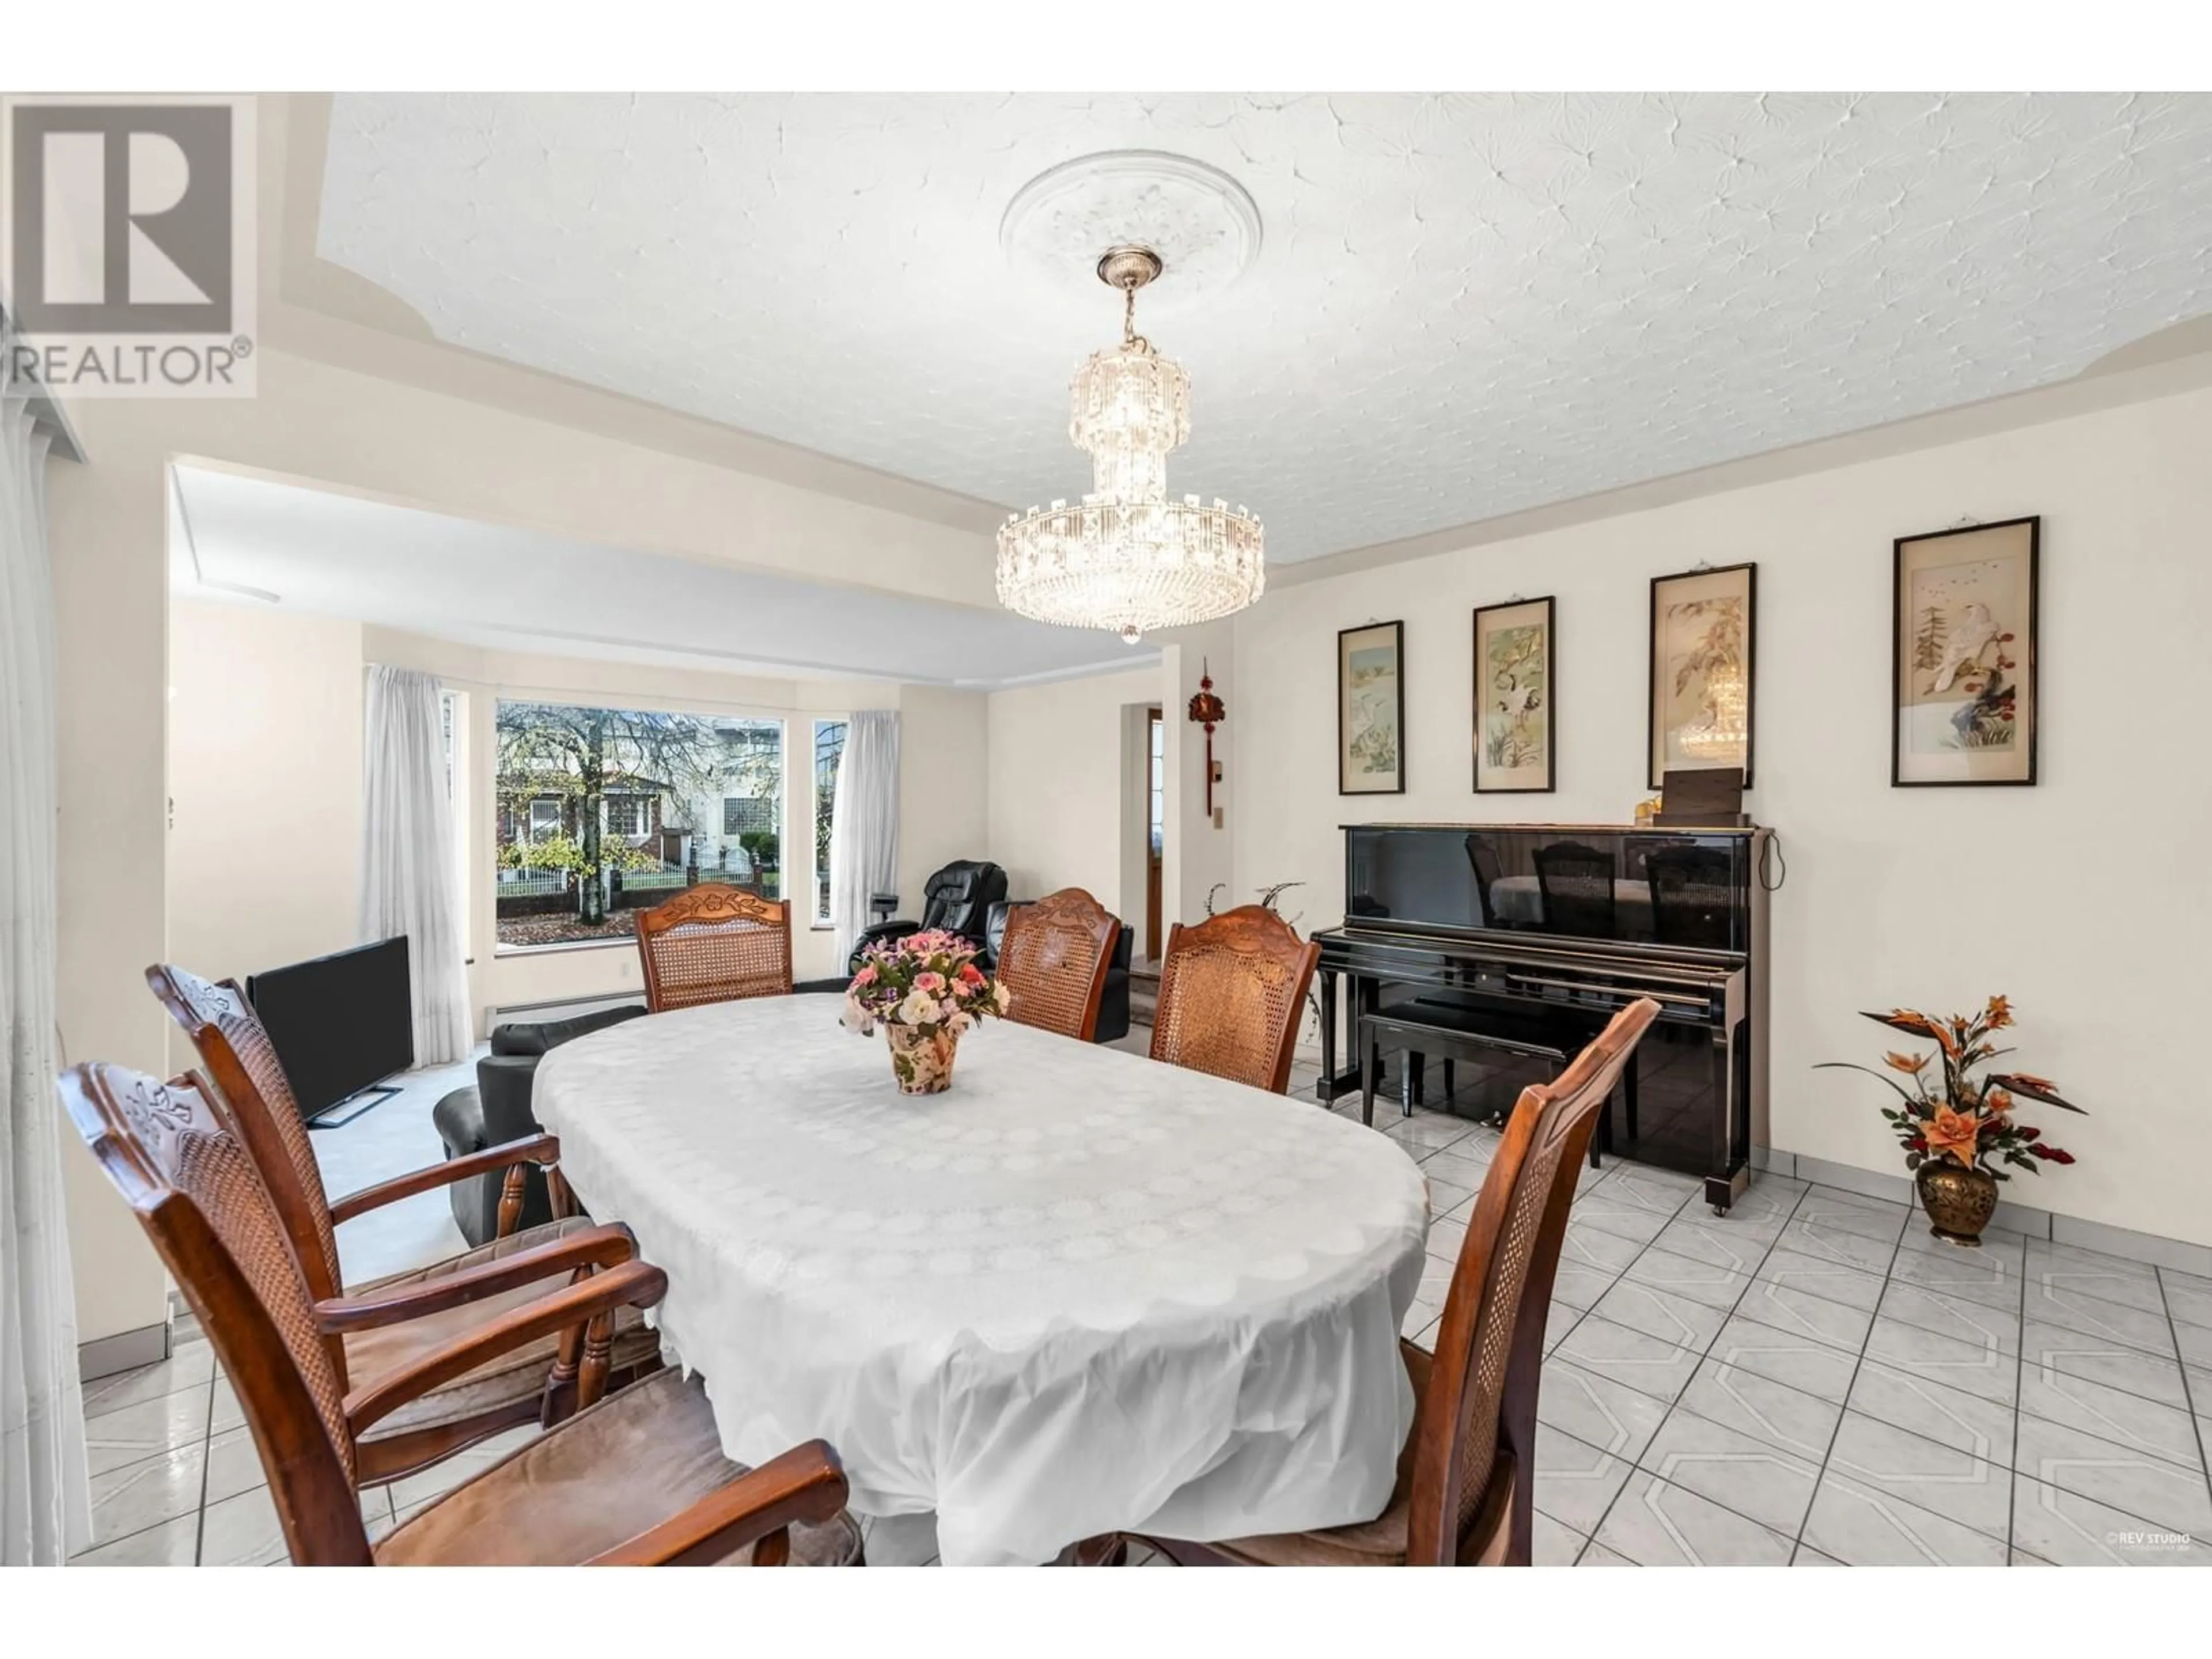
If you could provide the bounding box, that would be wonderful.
[494,701,783,950]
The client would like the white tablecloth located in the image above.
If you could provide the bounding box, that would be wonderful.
[1487,874,1653,927]
[533,994,1430,1565]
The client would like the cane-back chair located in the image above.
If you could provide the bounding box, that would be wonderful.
[1645,846,1739,950]
[60,1062,862,1567]
[996,888,1122,1041]
[1149,905,1321,1094]
[1124,997,1661,1566]
[1532,841,1619,939]
[637,884,794,1012]
[147,964,661,1481]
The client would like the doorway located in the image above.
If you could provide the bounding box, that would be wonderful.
[1146,706,1165,963]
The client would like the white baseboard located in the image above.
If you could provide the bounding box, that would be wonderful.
[1755,1146,2212,1278]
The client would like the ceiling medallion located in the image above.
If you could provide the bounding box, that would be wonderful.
[995,244,1264,644]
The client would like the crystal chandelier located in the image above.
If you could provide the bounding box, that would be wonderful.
[997,247,1264,643]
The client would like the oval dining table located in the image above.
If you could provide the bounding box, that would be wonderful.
[532,993,1431,1566]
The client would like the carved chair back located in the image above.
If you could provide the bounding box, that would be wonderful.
[1404,997,1660,1565]
[637,885,794,1013]
[1149,904,1321,1094]
[147,964,346,1309]
[58,1063,374,1566]
[996,888,1122,1041]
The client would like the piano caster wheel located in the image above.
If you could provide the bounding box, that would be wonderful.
[1710,1202,1729,1217]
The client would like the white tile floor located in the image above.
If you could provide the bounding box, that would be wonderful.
[69,1046,2212,1566]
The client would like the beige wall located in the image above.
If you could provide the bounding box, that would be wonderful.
[986,667,1161,920]
[48,342,999,1342]
[1229,383,2212,1248]
[165,601,365,1073]
[166,606,988,1042]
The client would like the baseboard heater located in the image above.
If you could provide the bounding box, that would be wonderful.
[483,988,647,1032]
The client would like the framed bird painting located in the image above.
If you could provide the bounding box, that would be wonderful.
[1472,596,1555,792]
[1892,517,2039,786]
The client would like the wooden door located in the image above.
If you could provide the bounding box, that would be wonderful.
[1146,707,1164,963]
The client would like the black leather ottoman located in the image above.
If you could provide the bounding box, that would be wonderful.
[434,1003,649,1248]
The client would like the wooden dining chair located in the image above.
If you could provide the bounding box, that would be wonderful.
[148,964,662,1480]
[637,884,794,1012]
[996,888,1123,1041]
[1149,904,1321,1094]
[60,1062,863,1567]
[1119,997,1661,1567]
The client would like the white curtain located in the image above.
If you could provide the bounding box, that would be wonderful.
[361,666,472,1065]
[0,392,91,1563]
[829,711,901,969]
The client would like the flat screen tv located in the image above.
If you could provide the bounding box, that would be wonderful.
[246,937,415,1126]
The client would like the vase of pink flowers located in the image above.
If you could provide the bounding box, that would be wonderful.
[842,929,1011,1094]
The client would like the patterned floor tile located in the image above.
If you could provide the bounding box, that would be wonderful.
[1622,1247,1753,1314]
[2010,1415,2212,1536]
[1791,1544,1846,1565]
[1888,1238,2024,1312]
[1543,1300,1584,1354]
[1877,1279,2022,1355]
[69,1513,199,1567]
[86,1444,207,1549]
[1552,1260,1621,1311]
[2011,1472,2212,1567]
[2160,1267,2212,1332]
[1424,1213,1468,1265]
[1824,1412,2012,1543]
[1861,1315,2017,1406]
[1573,1192,1676,1247]
[1755,1247,1886,1313]
[1846,1356,2016,1469]
[1793,1190,1908,1240]
[1591,1279,1730,1351]
[1416,1150,1493,1195]
[1550,1316,1706,1404]
[1560,1218,1649,1274]
[1677,1357,1841,1463]
[1594,1471,1794,1566]
[1775,1216,1900,1276]
[82,1389,211,1478]
[1704,1315,1861,1405]
[2020,1320,2192,1411]
[1639,1408,1821,1536]
[2018,1365,2206,1471]
[2028,1239,2162,1314]
[1386,1113,1482,1156]
[1800,1470,2009,1566]
[1577,1540,1638,1565]
[1532,1425,1636,1535]
[1539,1358,1675,1463]
[1532,1509,1589,1566]
[1732,1279,1876,1353]
[1652,1215,1775,1275]
[2021,1281,2179,1359]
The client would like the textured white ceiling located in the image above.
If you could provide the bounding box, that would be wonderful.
[168,466,1154,688]
[317,92,2212,562]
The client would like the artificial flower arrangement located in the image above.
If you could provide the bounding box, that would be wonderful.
[842,929,1011,1094]
[1818,995,2086,1243]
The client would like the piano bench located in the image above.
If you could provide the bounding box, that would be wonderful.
[1357,1004,1626,1171]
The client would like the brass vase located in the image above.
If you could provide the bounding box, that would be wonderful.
[1915,1160,1998,1247]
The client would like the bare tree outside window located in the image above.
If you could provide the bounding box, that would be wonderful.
[494,700,783,949]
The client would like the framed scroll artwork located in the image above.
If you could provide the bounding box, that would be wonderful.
[1338,620,1405,794]
[1472,596,1555,793]
[1648,563,1757,791]
[1892,517,2039,787]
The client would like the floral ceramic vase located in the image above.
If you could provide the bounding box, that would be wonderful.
[885,1024,959,1095]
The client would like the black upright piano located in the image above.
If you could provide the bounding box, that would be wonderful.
[1314,823,1771,1215]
